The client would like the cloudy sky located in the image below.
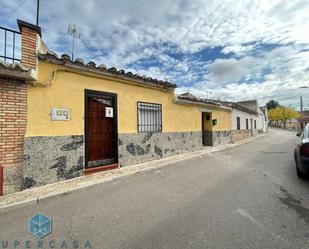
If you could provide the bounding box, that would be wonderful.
[1,0,309,109]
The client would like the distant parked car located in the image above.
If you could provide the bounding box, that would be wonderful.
[294,124,309,178]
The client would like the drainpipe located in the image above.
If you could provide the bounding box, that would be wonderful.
[0,164,3,196]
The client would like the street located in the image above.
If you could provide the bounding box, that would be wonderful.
[1,128,309,249]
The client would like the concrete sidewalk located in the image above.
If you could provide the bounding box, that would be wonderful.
[0,134,266,212]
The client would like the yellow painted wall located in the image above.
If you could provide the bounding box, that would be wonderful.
[27,61,230,136]
[202,110,231,132]
[212,109,232,131]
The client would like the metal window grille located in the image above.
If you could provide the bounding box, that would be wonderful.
[137,102,162,132]
[0,26,21,62]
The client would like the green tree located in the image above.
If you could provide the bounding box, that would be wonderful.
[266,99,280,110]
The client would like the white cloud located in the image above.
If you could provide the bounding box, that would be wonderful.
[187,44,309,109]
[206,57,256,85]
[221,44,255,56]
[1,0,309,108]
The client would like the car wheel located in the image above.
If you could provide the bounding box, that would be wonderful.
[296,166,307,179]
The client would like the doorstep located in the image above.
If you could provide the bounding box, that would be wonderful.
[84,163,119,175]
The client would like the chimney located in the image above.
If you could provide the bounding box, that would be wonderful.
[17,19,41,70]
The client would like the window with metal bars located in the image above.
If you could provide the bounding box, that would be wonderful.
[137,102,162,132]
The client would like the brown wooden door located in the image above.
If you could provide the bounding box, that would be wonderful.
[87,96,116,168]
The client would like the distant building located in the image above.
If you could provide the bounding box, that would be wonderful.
[218,100,268,143]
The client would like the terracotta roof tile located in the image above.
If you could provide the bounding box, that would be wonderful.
[38,52,177,89]
[0,60,30,72]
[177,94,222,106]
[0,60,34,81]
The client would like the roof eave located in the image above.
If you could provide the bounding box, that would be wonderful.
[0,61,34,82]
[231,103,259,115]
[38,53,177,90]
[175,97,232,111]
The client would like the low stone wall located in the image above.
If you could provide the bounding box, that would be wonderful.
[202,130,231,146]
[23,132,203,188]
[231,129,260,143]
[231,130,250,143]
[23,135,84,189]
[212,130,232,146]
[23,130,249,189]
[118,131,203,166]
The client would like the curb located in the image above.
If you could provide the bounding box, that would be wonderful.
[0,133,267,213]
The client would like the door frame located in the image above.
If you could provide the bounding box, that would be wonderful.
[84,89,118,169]
[202,112,213,146]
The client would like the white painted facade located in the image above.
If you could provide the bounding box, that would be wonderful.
[260,107,269,132]
[232,107,266,131]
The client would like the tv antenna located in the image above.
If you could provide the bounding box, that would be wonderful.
[67,24,81,61]
[206,90,211,99]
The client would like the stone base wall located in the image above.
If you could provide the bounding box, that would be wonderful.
[23,130,242,189]
[212,131,232,146]
[231,130,250,143]
[118,131,203,166]
[23,132,203,188]
[231,129,260,143]
[202,130,231,146]
[23,135,84,189]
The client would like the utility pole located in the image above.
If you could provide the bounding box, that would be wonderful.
[36,0,40,26]
[300,96,303,112]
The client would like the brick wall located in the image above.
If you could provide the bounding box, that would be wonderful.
[0,77,27,194]
[20,27,37,69]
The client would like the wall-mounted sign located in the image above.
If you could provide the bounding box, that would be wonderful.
[105,107,113,118]
[51,108,71,121]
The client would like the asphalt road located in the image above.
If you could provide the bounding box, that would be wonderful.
[1,128,309,249]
